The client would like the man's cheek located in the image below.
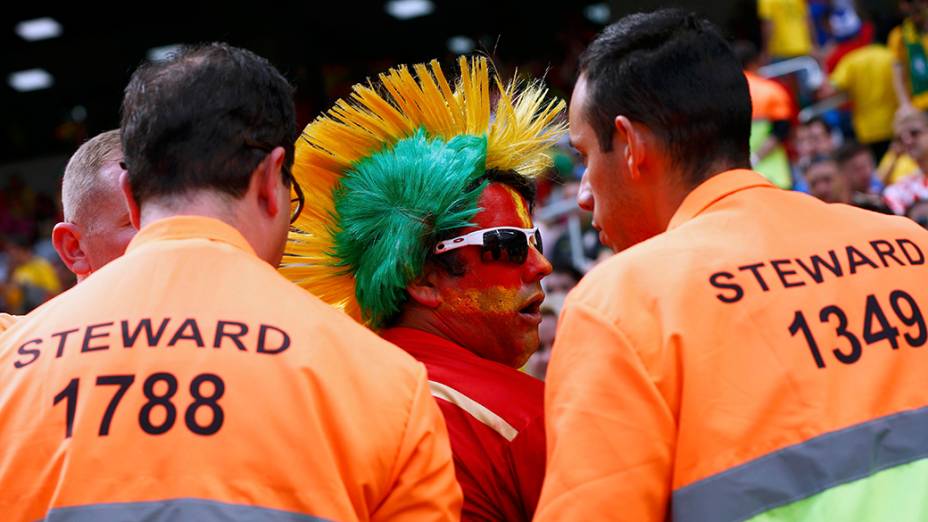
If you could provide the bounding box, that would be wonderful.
[447,287,522,315]
[469,266,522,290]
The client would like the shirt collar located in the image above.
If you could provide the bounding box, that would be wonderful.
[127,215,257,256]
[381,327,481,363]
[667,169,775,230]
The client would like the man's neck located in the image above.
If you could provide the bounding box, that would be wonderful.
[390,313,455,344]
[138,192,236,229]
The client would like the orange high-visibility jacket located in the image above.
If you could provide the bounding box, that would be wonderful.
[0,216,462,521]
[538,170,928,521]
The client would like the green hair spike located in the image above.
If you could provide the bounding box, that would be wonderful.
[331,129,488,326]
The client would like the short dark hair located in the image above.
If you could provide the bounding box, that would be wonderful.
[578,9,752,185]
[834,141,871,165]
[800,115,831,131]
[121,42,296,204]
[732,40,759,69]
[803,154,838,175]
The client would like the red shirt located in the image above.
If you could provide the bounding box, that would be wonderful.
[381,327,545,521]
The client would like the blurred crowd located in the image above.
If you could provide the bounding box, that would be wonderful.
[0,175,73,314]
[5,0,928,381]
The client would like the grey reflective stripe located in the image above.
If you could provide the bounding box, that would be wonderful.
[44,498,332,522]
[672,405,928,522]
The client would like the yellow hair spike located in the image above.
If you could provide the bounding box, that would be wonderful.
[281,55,566,323]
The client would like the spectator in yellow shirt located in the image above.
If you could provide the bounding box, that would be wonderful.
[829,22,899,160]
[3,233,61,313]
[759,0,815,60]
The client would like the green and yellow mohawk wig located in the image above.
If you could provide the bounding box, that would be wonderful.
[282,56,566,327]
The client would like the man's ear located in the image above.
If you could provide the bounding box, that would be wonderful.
[255,146,287,219]
[406,263,443,309]
[119,171,141,230]
[614,115,647,180]
[52,223,91,278]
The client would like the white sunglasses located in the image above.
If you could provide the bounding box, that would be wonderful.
[433,226,543,264]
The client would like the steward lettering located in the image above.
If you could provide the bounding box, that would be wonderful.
[257,324,290,354]
[709,272,744,304]
[122,319,170,348]
[738,263,770,291]
[82,322,114,353]
[168,318,205,347]
[52,328,79,358]
[707,238,925,303]
[795,251,843,283]
[846,246,878,274]
[898,239,925,265]
[771,259,805,289]
[14,339,41,369]
[12,319,293,370]
[869,240,905,267]
[214,320,249,351]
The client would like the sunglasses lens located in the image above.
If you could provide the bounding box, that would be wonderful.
[533,229,543,255]
[481,229,528,264]
[481,232,504,262]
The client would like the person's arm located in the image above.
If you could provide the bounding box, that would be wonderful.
[755,119,791,163]
[371,365,462,521]
[876,146,901,185]
[889,28,914,108]
[893,61,914,108]
[536,301,675,521]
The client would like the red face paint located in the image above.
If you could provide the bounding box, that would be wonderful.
[432,183,553,367]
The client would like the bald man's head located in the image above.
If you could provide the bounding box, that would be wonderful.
[54,130,136,281]
[62,130,122,224]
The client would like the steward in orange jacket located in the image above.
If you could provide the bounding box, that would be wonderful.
[0,43,460,521]
[539,10,928,522]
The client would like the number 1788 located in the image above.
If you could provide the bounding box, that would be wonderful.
[53,372,225,439]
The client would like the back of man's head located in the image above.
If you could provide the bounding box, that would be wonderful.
[732,40,760,70]
[120,42,296,206]
[578,9,752,185]
[62,129,122,226]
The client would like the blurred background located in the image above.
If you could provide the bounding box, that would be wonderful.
[1,0,921,379]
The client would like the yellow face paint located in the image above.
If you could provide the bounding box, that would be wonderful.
[448,287,523,315]
[505,185,533,228]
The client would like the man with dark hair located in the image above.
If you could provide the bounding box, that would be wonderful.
[0,43,461,521]
[539,9,928,521]
[282,56,565,521]
[832,140,896,213]
[804,154,851,203]
[795,116,835,163]
[834,140,883,195]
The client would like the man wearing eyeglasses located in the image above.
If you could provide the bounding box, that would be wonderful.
[283,57,564,521]
[0,43,461,521]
